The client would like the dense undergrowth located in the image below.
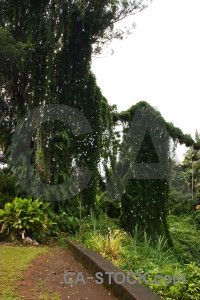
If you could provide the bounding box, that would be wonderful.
[73,213,200,300]
[0,170,200,299]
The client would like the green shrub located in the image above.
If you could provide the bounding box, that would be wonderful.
[170,200,192,216]
[194,210,200,229]
[0,171,16,208]
[148,263,200,300]
[98,199,121,218]
[169,189,194,216]
[46,199,86,235]
[50,212,80,234]
[0,171,15,194]
[74,212,200,300]
[0,192,13,209]
[96,192,121,219]
[0,197,49,241]
[168,215,200,264]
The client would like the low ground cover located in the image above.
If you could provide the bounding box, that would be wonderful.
[0,245,49,299]
[73,214,200,300]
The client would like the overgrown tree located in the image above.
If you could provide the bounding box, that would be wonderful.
[109,102,194,243]
[0,0,151,211]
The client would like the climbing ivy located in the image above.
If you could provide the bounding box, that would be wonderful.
[0,2,198,239]
[111,102,195,243]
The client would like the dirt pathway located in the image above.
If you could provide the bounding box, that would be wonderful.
[17,248,117,300]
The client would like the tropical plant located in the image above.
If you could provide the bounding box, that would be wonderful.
[0,197,49,241]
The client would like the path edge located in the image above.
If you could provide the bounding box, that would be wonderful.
[66,238,162,300]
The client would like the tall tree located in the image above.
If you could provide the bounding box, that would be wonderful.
[0,0,150,210]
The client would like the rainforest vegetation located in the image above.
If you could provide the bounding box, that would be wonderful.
[0,1,200,299]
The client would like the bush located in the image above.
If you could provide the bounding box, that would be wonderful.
[169,189,194,215]
[194,210,200,229]
[48,210,80,234]
[98,199,121,219]
[0,171,16,208]
[46,197,87,235]
[147,262,200,300]
[0,197,50,241]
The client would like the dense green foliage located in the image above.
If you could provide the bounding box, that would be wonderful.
[169,131,200,217]
[169,162,192,215]
[74,213,200,300]
[1,0,130,213]
[108,102,192,243]
[0,0,150,197]
[0,0,199,255]
[182,131,200,202]
[0,171,15,209]
[1,3,200,299]
[0,197,50,241]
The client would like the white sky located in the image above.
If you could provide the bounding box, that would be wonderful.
[92,0,200,161]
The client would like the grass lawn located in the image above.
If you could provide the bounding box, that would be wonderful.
[0,244,49,300]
